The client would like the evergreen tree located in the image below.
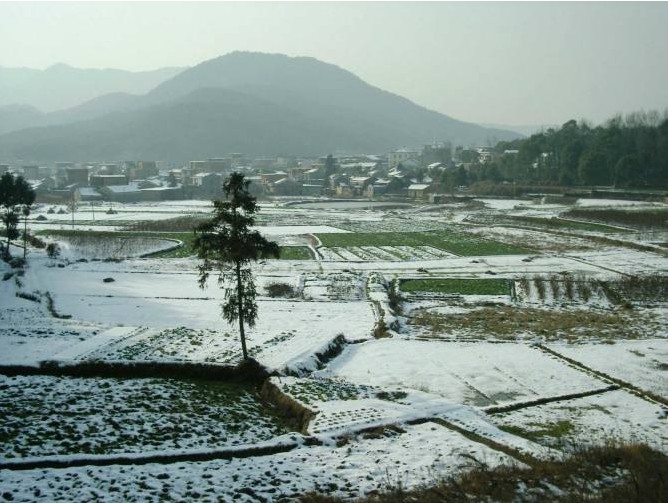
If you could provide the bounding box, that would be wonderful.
[193,173,279,360]
[0,173,35,259]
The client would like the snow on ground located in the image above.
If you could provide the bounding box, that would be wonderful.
[490,389,668,453]
[318,339,605,407]
[271,376,555,459]
[43,235,179,260]
[0,275,104,365]
[467,225,596,252]
[575,198,667,208]
[2,256,374,371]
[475,199,528,210]
[255,225,349,235]
[0,375,287,459]
[565,249,668,275]
[3,297,374,373]
[0,422,517,502]
[2,197,667,501]
[547,339,668,398]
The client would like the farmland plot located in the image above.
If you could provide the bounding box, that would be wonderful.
[566,249,668,275]
[407,303,661,342]
[45,300,374,373]
[466,225,598,252]
[271,376,555,461]
[317,229,532,257]
[490,389,668,452]
[43,233,179,260]
[0,422,516,502]
[319,339,605,407]
[547,339,668,398]
[0,375,287,459]
[3,197,668,502]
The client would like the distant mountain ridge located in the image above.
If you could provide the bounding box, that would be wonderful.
[0,52,522,161]
[0,63,185,112]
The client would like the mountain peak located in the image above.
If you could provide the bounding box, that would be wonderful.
[0,52,521,161]
[47,62,74,71]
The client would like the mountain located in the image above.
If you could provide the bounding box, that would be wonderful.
[480,123,559,137]
[0,104,44,135]
[0,63,184,112]
[0,52,521,161]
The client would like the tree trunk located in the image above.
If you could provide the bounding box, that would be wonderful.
[5,219,10,257]
[23,215,27,260]
[235,260,248,360]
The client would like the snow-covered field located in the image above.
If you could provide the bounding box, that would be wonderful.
[547,340,668,398]
[0,375,287,459]
[1,197,667,501]
[319,339,606,406]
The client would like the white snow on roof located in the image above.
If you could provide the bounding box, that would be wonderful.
[104,183,141,193]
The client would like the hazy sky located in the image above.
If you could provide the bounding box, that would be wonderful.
[1,2,667,126]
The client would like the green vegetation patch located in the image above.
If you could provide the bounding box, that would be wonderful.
[279,246,313,260]
[280,378,407,406]
[0,375,289,458]
[281,378,373,405]
[410,306,656,341]
[317,229,531,256]
[499,420,574,442]
[401,278,511,296]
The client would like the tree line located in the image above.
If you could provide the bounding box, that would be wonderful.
[463,111,668,189]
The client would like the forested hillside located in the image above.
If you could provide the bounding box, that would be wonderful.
[484,112,668,188]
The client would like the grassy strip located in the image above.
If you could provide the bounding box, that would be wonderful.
[410,306,651,342]
[279,246,313,260]
[499,421,574,442]
[401,278,510,296]
[316,230,531,256]
[300,444,668,503]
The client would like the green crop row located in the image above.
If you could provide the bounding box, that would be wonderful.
[400,278,511,295]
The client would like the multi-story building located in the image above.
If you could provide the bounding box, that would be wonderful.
[388,148,419,170]
[22,165,40,180]
[90,174,128,187]
[66,167,90,186]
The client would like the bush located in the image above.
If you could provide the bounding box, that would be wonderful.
[46,242,61,259]
[25,234,46,249]
[265,282,297,298]
[16,291,40,303]
[8,257,25,269]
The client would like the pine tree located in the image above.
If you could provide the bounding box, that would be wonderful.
[193,173,279,360]
[0,173,35,259]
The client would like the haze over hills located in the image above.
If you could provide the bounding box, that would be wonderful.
[0,52,522,162]
[480,123,561,137]
[0,63,185,113]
